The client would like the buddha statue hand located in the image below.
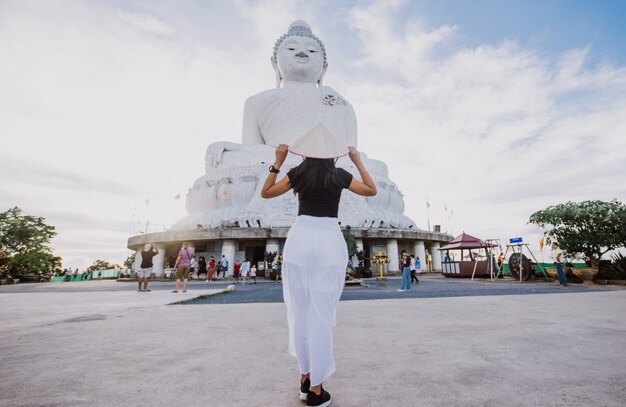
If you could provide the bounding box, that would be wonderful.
[205,141,241,167]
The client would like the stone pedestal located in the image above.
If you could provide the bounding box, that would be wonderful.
[127,228,454,279]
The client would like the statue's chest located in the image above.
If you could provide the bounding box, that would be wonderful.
[256,90,349,143]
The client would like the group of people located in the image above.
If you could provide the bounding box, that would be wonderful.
[135,242,261,293]
[62,267,97,281]
[398,250,422,292]
[189,254,229,281]
[231,258,258,284]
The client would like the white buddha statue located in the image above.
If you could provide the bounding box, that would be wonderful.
[173,21,415,230]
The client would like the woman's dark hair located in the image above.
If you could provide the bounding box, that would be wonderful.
[290,158,342,197]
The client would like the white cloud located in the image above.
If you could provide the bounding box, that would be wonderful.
[117,11,173,35]
[344,0,626,252]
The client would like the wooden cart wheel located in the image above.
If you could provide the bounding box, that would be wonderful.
[508,253,533,281]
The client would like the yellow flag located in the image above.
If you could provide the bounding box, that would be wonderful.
[539,235,545,251]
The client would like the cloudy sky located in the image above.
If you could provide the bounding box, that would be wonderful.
[2,0,625,269]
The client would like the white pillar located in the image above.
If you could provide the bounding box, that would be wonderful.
[386,239,399,272]
[414,241,426,272]
[431,242,442,272]
[221,240,236,277]
[152,244,165,277]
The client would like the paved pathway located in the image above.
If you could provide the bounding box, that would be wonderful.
[184,275,615,304]
[1,279,625,406]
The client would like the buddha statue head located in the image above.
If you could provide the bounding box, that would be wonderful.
[272,20,327,87]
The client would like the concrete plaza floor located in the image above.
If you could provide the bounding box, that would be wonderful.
[0,280,625,406]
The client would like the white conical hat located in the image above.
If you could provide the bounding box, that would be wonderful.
[288,123,349,159]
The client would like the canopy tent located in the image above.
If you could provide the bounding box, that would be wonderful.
[438,232,496,278]
[438,232,493,251]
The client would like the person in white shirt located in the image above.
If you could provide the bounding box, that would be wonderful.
[190,256,199,279]
[551,242,568,287]
[410,254,419,284]
[250,264,257,284]
[240,258,251,284]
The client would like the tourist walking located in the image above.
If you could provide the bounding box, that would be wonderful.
[250,264,257,284]
[65,267,72,282]
[173,242,194,293]
[233,260,241,283]
[240,257,251,284]
[138,244,158,292]
[274,254,283,284]
[415,256,422,274]
[214,261,222,279]
[399,253,412,292]
[190,256,199,279]
[220,255,229,279]
[198,256,207,280]
[206,256,216,281]
[410,254,419,284]
[551,242,568,288]
[260,128,376,407]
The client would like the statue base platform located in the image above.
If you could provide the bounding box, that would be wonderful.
[127,226,453,280]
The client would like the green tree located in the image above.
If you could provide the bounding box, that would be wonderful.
[0,207,60,277]
[528,200,626,268]
[87,260,120,272]
[123,253,135,269]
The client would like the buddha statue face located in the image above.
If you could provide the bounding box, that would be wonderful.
[275,35,324,84]
[272,21,327,86]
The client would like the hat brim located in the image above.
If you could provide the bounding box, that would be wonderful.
[287,147,349,159]
[287,123,350,159]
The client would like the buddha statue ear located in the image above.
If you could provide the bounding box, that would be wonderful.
[317,63,328,87]
[271,57,282,88]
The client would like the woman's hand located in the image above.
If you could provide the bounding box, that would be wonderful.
[346,146,377,197]
[275,144,288,167]
[348,146,361,164]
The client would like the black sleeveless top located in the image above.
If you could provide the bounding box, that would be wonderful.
[287,167,353,218]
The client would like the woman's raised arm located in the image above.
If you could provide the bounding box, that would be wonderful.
[261,144,292,198]
[346,147,377,197]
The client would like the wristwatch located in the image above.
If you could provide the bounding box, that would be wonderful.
[269,165,280,173]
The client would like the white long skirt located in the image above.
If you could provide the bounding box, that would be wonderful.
[282,215,347,386]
